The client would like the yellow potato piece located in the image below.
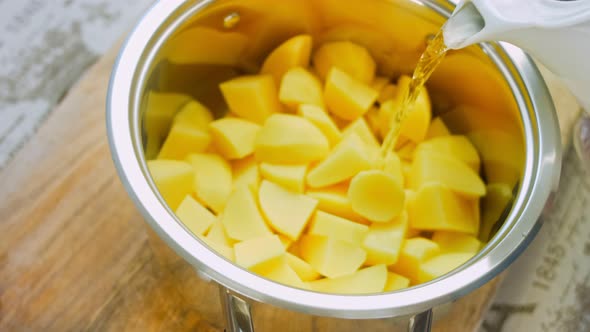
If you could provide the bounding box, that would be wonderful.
[480,183,513,241]
[348,170,405,223]
[324,67,379,120]
[432,231,482,254]
[198,235,235,262]
[220,75,281,124]
[144,91,191,141]
[415,135,481,172]
[364,107,381,138]
[408,184,480,235]
[425,117,451,140]
[418,253,475,283]
[306,185,367,224]
[468,130,523,188]
[258,180,318,240]
[158,122,211,160]
[309,211,369,246]
[409,149,486,198]
[279,67,324,109]
[209,118,261,160]
[147,160,194,211]
[342,117,380,150]
[377,84,397,104]
[234,235,285,272]
[371,76,390,94]
[206,219,234,247]
[378,76,431,144]
[300,235,366,278]
[391,237,440,284]
[260,257,309,289]
[298,104,341,146]
[396,142,416,162]
[186,153,232,213]
[401,162,412,184]
[384,272,410,292]
[279,235,294,249]
[362,212,408,265]
[166,27,248,65]
[261,34,313,85]
[307,133,373,188]
[221,186,272,241]
[232,156,260,191]
[255,114,330,164]
[173,100,213,130]
[175,195,215,236]
[308,264,387,294]
[313,41,376,84]
[285,252,321,281]
[259,163,307,193]
[381,152,404,187]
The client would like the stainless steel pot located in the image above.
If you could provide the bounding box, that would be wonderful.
[106,0,562,331]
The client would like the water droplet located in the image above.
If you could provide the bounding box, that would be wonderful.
[223,12,240,29]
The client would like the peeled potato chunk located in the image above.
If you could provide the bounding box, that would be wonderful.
[298,104,341,146]
[158,122,211,160]
[300,235,366,278]
[279,67,324,109]
[220,75,281,123]
[209,118,261,160]
[432,231,482,254]
[342,117,380,150]
[206,219,234,247]
[308,264,387,294]
[147,160,194,211]
[308,211,369,246]
[378,76,431,144]
[285,252,321,281]
[259,163,307,193]
[307,133,373,188]
[144,91,192,142]
[260,258,309,289]
[234,235,285,273]
[186,153,232,213]
[480,183,513,241]
[199,236,235,262]
[363,212,408,265]
[175,195,215,236]
[258,180,318,241]
[415,135,480,172]
[313,41,376,84]
[255,114,330,164]
[408,184,480,235]
[409,149,486,198]
[384,272,410,291]
[324,67,379,120]
[232,156,260,191]
[348,170,405,223]
[425,117,450,139]
[173,100,213,130]
[261,34,313,85]
[418,253,474,283]
[221,186,272,241]
[306,185,366,224]
[391,237,440,284]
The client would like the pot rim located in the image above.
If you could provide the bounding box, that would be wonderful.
[106,0,562,319]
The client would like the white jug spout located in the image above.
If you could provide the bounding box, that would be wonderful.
[443,0,590,111]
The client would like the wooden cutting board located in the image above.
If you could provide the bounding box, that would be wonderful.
[0,43,580,332]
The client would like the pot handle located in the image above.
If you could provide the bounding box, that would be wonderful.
[408,308,433,332]
[219,286,255,332]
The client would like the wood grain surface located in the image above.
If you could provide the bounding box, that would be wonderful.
[0,43,579,332]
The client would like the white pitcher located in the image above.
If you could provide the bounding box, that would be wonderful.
[443,0,590,165]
